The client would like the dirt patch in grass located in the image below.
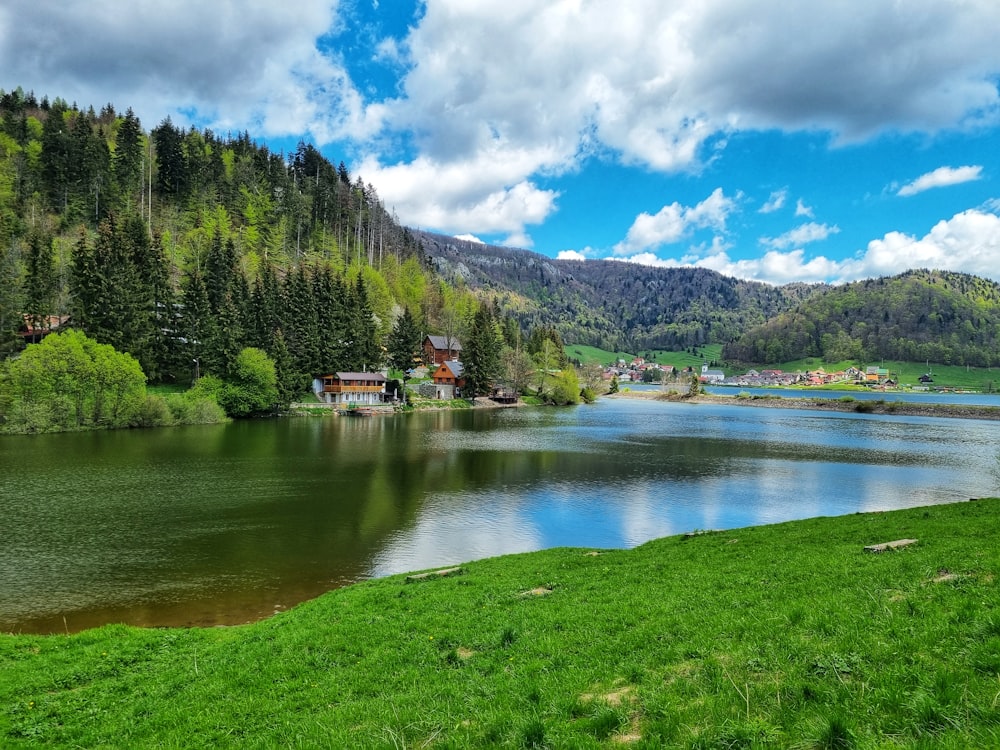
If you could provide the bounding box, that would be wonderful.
[580,685,635,706]
[931,569,962,584]
[521,587,554,597]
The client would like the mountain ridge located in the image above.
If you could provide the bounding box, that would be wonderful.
[416,231,1000,367]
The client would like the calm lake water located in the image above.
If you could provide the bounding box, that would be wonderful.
[3,397,1000,634]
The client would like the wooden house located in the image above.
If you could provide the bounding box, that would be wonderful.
[18,314,70,345]
[314,372,386,407]
[423,335,462,366]
[430,360,465,399]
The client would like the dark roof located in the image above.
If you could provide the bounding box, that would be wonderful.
[330,372,386,382]
[425,335,462,351]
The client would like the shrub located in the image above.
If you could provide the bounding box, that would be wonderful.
[136,395,176,427]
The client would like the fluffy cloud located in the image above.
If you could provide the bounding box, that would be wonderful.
[556,249,587,261]
[761,222,840,250]
[356,152,559,241]
[795,199,814,218]
[616,209,1000,285]
[613,188,736,255]
[759,189,787,214]
[362,1,1000,241]
[897,165,983,197]
[0,1,382,141]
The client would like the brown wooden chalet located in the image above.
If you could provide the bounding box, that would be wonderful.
[18,314,70,344]
[423,335,462,366]
[430,360,465,399]
[315,372,386,407]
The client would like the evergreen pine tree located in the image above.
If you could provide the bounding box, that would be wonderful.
[24,229,55,333]
[113,108,143,208]
[269,327,297,407]
[0,238,23,356]
[312,265,348,372]
[346,276,379,371]
[179,269,213,382]
[387,307,422,373]
[464,304,504,398]
[281,264,320,382]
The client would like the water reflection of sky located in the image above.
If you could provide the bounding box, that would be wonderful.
[372,399,1000,577]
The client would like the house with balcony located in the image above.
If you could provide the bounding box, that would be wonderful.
[314,372,386,407]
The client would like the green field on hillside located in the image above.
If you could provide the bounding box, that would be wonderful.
[776,357,999,391]
[3,500,999,748]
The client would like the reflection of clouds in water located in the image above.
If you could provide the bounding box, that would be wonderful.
[368,491,542,577]
[616,481,680,545]
[376,408,1000,577]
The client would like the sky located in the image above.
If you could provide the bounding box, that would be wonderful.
[3,1,1000,286]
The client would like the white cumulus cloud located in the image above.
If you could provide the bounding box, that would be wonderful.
[616,208,1000,285]
[613,188,737,255]
[761,222,840,250]
[759,189,787,214]
[897,165,983,197]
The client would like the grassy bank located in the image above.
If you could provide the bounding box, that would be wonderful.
[3,501,1000,748]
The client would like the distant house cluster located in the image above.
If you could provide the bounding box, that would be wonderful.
[719,365,896,388]
[602,356,679,383]
[598,357,903,390]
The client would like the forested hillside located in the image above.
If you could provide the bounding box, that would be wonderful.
[417,231,820,352]
[0,87,462,395]
[723,270,1000,367]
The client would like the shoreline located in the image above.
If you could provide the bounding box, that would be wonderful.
[605,387,1000,420]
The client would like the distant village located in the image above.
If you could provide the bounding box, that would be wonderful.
[603,357,920,389]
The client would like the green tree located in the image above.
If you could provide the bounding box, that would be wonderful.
[178,268,213,382]
[113,108,143,208]
[501,346,534,395]
[152,117,187,198]
[217,347,279,417]
[268,328,296,408]
[345,276,380,371]
[547,367,581,405]
[2,329,146,431]
[281,264,320,381]
[24,229,56,333]
[387,307,422,373]
[534,336,559,396]
[0,237,22,356]
[463,304,503,398]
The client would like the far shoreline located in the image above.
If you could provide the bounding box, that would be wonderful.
[605,387,1000,421]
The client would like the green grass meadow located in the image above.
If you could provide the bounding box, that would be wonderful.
[3,500,1000,747]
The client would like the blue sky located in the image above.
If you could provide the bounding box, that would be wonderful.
[4,1,1000,285]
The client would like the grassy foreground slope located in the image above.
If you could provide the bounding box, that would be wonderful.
[3,501,1000,748]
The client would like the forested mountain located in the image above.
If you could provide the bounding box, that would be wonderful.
[416,231,821,352]
[723,270,1000,367]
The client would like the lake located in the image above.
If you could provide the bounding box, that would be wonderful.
[3,397,999,634]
